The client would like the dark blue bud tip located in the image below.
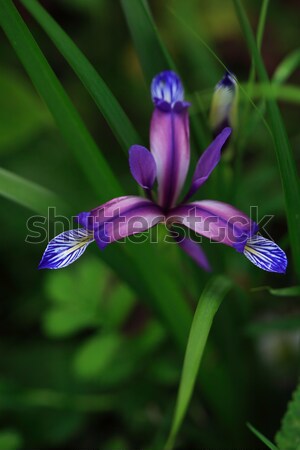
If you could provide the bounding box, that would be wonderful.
[151,70,185,110]
[218,71,237,89]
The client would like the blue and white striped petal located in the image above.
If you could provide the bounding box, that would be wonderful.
[38,228,94,270]
[243,235,287,274]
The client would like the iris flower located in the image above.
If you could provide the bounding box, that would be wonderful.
[39,71,287,274]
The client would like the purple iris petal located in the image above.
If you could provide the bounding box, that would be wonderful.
[129,145,157,190]
[78,195,164,249]
[175,235,211,271]
[170,200,258,248]
[151,70,184,110]
[38,228,94,270]
[150,104,190,209]
[185,127,232,201]
[242,235,287,273]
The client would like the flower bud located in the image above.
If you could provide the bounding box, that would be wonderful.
[209,72,238,136]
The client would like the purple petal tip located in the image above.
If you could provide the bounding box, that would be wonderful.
[129,145,157,190]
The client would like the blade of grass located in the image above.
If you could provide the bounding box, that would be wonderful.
[247,423,279,450]
[120,0,175,86]
[0,167,69,216]
[120,0,211,155]
[168,5,272,150]
[21,0,140,153]
[245,315,300,337]
[273,49,300,84]
[251,285,300,297]
[164,276,232,450]
[233,0,300,279]
[236,0,269,187]
[0,0,122,202]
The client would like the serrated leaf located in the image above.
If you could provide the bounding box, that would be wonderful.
[275,380,300,450]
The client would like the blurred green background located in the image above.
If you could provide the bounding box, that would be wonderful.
[0,0,300,448]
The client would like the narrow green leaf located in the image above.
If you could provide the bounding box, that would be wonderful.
[0,167,69,216]
[0,0,122,201]
[247,423,279,450]
[232,0,300,279]
[21,0,140,153]
[273,49,300,85]
[164,276,232,450]
[0,68,51,154]
[252,285,300,297]
[236,0,268,196]
[243,83,300,105]
[120,0,175,85]
[275,379,300,450]
[245,316,300,337]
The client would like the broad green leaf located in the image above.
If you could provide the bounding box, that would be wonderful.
[43,256,136,337]
[232,0,300,279]
[0,68,51,154]
[0,167,69,216]
[43,309,94,338]
[164,276,232,450]
[120,0,175,85]
[0,430,22,450]
[21,0,140,153]
[275,380,300,450]
[273,49,300,85]
[0,0,122,201]
[73,333,122,380]
[248,423,279,450]
[103,284,136,329]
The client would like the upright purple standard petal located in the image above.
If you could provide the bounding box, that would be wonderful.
[38,228,94,270]
[175,235,211,271]
[78,195,164,249]
[129,145,157,190]
[242,235,287,273]
[150,71,190,209]
[185,127,232,201]
[170,200,258,248]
